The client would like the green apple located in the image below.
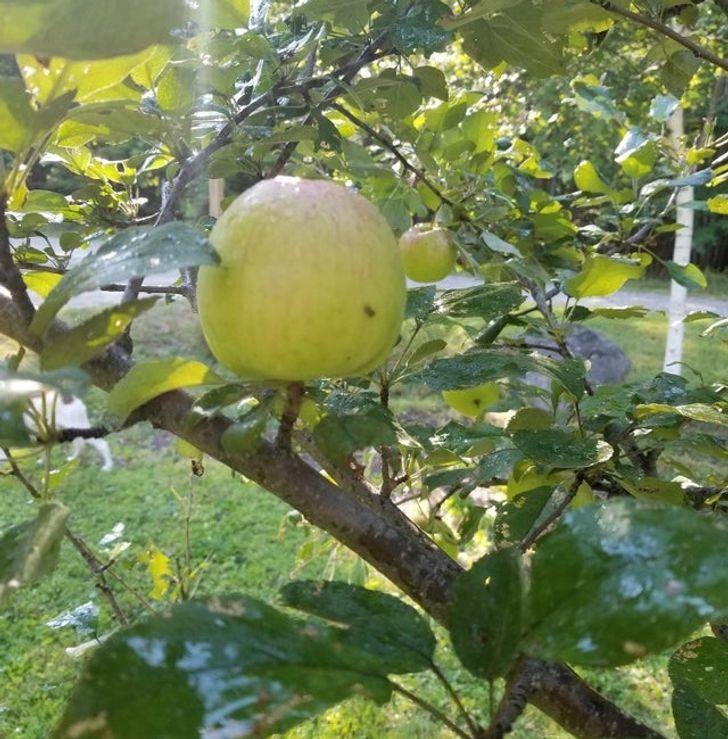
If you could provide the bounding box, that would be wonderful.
[442,383,500,417]
[399,224,456,282]
[197,176,406,381]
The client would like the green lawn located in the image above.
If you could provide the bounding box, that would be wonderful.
[3,297,724,737]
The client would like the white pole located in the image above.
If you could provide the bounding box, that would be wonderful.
[208,178,225,218]
[663,105,694,375]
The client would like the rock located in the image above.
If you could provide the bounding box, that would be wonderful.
[525,325,630,396]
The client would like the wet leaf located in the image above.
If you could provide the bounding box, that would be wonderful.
[31,223,217,336]
[669,637,728,706]
[314,405,397,462]
[511,429,601,469]
[280,580,436,673]
[449,548,524,679]
[493,487,555,547]
[527,500,728,666]
[41,298,159,371]
[56,596,392,738]
[0,503,69,607]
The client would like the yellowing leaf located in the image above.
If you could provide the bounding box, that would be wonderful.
[707,194,728,215]
[23,271,62,298]
[141,546,172,600]
[565,255,645,298]
[107,358,226,422]
[574,160,609,194]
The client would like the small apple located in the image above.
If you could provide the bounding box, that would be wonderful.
[442,383,500,417]
[197,176,406,381]
[399,224,456,282]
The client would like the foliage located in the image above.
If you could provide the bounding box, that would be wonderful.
[0,0,727,737]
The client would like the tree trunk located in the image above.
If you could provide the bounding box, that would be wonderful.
[208,178,225,218]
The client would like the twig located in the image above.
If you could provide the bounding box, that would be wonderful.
[329,102,456,208]
[276,382,305,450]
[430,661,484,737]
[64,528,129,625]
[519,477,582,552]
[54,426,111,442]
[391,682,472,739]
[0,195,35,323]
[591,1,728,73]
[2,447,40,498]
[484,657,536,738]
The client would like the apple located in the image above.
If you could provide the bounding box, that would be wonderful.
[399,224,456,282]
[197,176,406,381]
[442,383,500,417]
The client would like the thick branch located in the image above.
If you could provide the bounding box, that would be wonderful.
[0,294,663,739]
[592,0,728,73]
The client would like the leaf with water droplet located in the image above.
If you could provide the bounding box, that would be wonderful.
[526,500,728,666]
[55,596,393,738]
[31,222,218,336]
[280,580,436,674]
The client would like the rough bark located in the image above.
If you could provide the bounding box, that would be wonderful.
[0,294,662,738]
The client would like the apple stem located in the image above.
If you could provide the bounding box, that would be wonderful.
[276,381,305,451]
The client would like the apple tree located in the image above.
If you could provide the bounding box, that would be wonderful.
[1,1,727,737]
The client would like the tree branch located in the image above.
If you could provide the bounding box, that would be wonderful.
[329,102,456,208]
[0,293,663,739]
[592,0,728,73]
[0,195,35,324]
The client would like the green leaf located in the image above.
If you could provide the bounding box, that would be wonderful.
[301,0,370,33]
[313,405,397,462]
[194,0,250,29]
[527,500,728,666]
[662,50,699,97]
[405,286,437,321]
[19,48,164,104]
[220,409,268,456]
[633,403,726,426]
[31,223,218,335]
[511,429,601,469]
[40,298,159,371]
[573,160,610,194]
[493,487,555,547]
[707,194,728,215]
[672,682,728,739]
[565,255,645,298]
[461,6,564,77]
[437,283,524,321]
[649,94,679,123]
[107,358,226,423]
[666,262,707,290]
[669,638,728,706]
[56,596,392,738]
[407,339,447,367]
[387,0,452,55]
[416,350,586,398]
[0,0,186,59]
[449,548,524,679]
[481,231,521,256]
[280,580,436,673]
[0,503,69,607]
[0,76,35,152]
[413,66,449,101]
[615,129,658,178]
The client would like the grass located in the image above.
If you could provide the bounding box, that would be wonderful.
[3,297,724,738]
[626,268,728,297]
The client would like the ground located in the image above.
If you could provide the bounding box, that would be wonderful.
[1,289,726,738]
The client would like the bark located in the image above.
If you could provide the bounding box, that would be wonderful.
[0,294,663,738]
